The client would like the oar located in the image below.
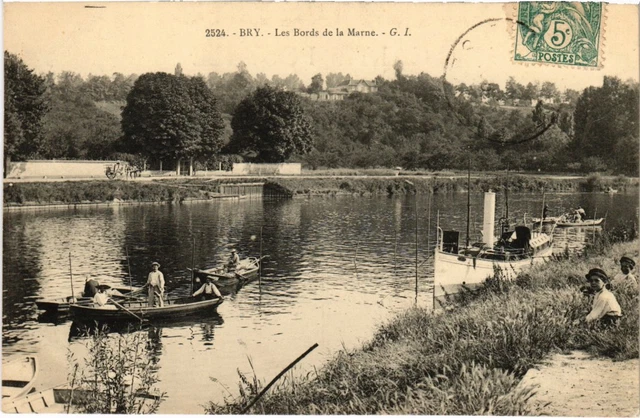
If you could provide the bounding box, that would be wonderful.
[108,298,146,323]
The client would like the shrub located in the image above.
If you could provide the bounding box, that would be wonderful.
[67,327,165,414]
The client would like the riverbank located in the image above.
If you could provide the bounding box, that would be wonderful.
[206,238,639,415]
[3,173,637,207]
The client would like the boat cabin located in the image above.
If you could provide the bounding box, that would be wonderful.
[439,225,551,262]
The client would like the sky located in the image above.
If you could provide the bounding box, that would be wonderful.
[4,2,639,91]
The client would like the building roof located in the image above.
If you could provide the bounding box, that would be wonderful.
[337,79,377,88]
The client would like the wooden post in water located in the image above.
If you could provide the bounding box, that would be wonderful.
[191,238,196,295]
[593,207,598,242]
[394,230,398,273]
[539,188,546,232]
[259,226,263,287]
[414,192,418,304]
[126,246,133,289]
[68,253,75,300]
[354,240,359,278]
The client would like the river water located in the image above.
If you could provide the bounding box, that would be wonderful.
[3,191,638,413]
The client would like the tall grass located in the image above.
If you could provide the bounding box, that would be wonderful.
[205,239,638,415]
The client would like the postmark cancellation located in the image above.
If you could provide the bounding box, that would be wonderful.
[513,2,604,68]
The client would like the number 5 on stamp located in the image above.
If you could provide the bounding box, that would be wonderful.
[514,2,603,68]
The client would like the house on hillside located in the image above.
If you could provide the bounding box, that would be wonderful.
[297,78,378,101]
[335,79,378,94]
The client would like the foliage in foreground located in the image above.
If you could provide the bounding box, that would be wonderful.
[205,240,638,415]
[67,328,165,414]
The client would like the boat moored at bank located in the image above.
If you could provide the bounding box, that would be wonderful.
[434,191,554,301]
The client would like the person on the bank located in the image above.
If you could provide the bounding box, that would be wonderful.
[193,277,223,300]
[226,249,240,273]
[83,276,100,298]
[147,262,165,307]
[613,256,637,288]
[581,268,622,326]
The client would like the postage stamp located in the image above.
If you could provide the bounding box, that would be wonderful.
[514,2,604,68]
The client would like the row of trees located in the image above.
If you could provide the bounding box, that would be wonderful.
[4,51,639,176]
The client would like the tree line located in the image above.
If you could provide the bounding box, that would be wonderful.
[4,51,639,177]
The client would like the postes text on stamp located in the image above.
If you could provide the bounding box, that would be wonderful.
[514,2,603,68]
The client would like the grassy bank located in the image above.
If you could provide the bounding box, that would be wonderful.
[267,173,636,197]
[2,178,262,206]
[206,238,639,415]
[3,174,637,206]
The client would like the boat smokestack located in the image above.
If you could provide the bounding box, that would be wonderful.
[483,191,496,248]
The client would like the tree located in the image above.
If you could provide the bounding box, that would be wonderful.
[308,73,324,94]
[121,72,225,172]
[572,77,639,174]
[229,85,313,162]
[540,81,559,100]
[325,72,350,88]
[4,51,49,175]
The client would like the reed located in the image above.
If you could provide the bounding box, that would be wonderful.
[205,239,638,415]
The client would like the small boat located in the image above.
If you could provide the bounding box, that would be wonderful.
[2,356,38,403]
[531,216,561,225]
[70,296,223,322]
[2,386,161,414]
[434,191,554,300]
[35,286,144,314]
[192,257,262,288]
[604,187,618,194]
[556,218,604,227]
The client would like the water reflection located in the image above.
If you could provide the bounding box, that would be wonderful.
[3,191,638,412]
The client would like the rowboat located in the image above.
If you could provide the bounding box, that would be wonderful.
[2,356,38,403]
[556,218,604,227]
[192,257,261,288]
[70,296,223,322]
[530,216,561,225]
[2,386,161,414]
[434,191,554,300]
[35,286,144,314]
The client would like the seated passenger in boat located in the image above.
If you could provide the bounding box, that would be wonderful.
[93,285,111,307]
[580,268,622,326]
[83,276,100,298]
[226,249,240,273]
[192,277,223,300]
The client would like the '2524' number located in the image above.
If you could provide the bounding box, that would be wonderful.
[206,29,226,37]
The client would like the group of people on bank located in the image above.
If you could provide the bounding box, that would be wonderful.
[578,256,636,326]
[83,249,242,308]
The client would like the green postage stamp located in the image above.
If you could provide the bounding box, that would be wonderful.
[514,2,604,68]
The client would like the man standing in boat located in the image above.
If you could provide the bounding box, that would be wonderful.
[226,249,240,273]
[147,262,165,307]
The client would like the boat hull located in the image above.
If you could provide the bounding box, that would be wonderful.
[556,218,604,227]
[70,297,222,322]
[2,356,38,403]
[35,286,143,314]
[3,387,160,414]
[193,257,261,294]
[434,246,553,299]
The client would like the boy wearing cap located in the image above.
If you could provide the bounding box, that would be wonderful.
[582,268,622,326]
[147,262,165,307]
[613,256,637,288]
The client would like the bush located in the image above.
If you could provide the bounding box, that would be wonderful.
[67,327,165,414]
